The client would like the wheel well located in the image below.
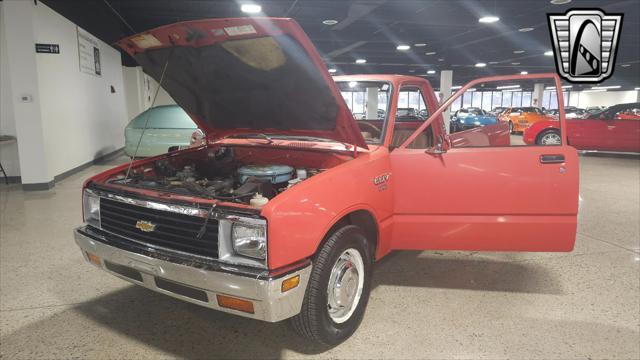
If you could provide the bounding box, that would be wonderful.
[322,210,378,261]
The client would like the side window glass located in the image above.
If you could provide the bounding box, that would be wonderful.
[391,87,434,149]
[443,78,564,148]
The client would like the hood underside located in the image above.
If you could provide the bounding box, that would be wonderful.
[117,18,367,149]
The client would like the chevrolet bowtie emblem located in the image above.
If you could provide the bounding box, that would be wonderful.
[135,220,156,232]
[548,9,623,83]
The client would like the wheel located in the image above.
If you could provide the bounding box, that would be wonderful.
[508,121,514,134]
[536,129,561,145]
[290,225,372,345]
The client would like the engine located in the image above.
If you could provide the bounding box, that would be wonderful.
[108,149,320,208]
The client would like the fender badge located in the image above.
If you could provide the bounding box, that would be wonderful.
[135,220,156,232]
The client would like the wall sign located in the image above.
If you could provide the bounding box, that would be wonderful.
[77,27,102,77]
[35,43,60,54]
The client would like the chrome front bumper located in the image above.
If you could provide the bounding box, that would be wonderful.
[74,226,311,322]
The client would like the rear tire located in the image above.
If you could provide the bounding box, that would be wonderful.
[536,129,561,145]
[290,225,372,346]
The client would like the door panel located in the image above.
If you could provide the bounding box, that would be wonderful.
[566,119,607,149]
[389,146,579,251]
[606,119,640,152]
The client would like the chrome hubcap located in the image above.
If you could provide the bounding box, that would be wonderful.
[541,132,561,145]
[327,248,365,323]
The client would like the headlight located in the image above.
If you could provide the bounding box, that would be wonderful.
[232,222,266,259]
[82,189,100,228]
[474,121,481,125]
[459,119,465,124]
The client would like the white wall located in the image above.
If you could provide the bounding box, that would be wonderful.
[33,3,128,177]
[575,90,639,108]
[0,3,21,177]
[122,66,175,121]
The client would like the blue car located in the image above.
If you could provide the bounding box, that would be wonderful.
[450,107,497,133]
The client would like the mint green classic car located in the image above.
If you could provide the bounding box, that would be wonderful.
[124,105,203,157]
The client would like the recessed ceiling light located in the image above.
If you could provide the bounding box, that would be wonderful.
[451,85,462,90]
[467,88,477,92]
[478,16,500,23]
[544,50,554,56]
[355,59,366,64]
[550,0,571,4]
[621,64,631,67]
[328,68,337,73]
[396,44,411,51]
[240,3,262,13]
[545,85,573,90]
[520,71,528,75]
[322,19,338,25]
[349,81,358,88]
[497,84,520,89]
[408,69,416,73]
[427,70,436,74]
[425,51,437,55]
[414,43,427,47]
[489,61,499,64]
[519,27,535,32]
[438,58,444,62]
[635,87,640,90]
[475,62,487,67]
[583,89,606,93]
[513,50,525,54]
[512,62,520,65]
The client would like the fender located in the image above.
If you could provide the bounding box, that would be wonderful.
[262,148,393,269]
[523,120,560,145]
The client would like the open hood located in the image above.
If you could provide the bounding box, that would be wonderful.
[117,18,367,149]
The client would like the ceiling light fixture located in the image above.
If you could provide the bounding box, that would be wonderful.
[427,70,436,74]
[438,58,444,61]
[355,59,366,64]
[425,51,436,55]
[475,62,487,67]
[478,16,500,23]
[513,50,525,54]
[396,45,411,51]
[621,64,631,67]
[545,85,573,90]
[635,87,640,90]
[591,85,621,90]
[414,43,427,47]
[489,61,499,64]
[512,62,520,65]
[519,27,535,32]
[583,89,606,93]
[467,88,477,92]
[451,85,462,90]
[348,81,358,88]
[328,68,337,73]
[550,0,571,4]
[544,51,554,56]
[497,84,520,89]
[240,3,262,13]
[322,19,338,25]
[520,71,528,75]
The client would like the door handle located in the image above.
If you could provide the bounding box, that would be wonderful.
[540,154,565,164]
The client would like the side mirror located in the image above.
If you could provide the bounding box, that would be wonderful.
[426,134,447,155]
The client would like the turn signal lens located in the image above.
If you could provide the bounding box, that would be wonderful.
[216,295,255,314]
[281,275,300,293]
[86,252,101,267]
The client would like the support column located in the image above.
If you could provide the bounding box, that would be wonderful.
[440,70,453,132]
[532,83,545,109]
[2,0,53,190]
[365,86,379,119]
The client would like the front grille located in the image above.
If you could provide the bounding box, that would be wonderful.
[99,197,218,258]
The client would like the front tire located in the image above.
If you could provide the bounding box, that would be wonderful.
[290,225,372,345]
[536,129,561,145]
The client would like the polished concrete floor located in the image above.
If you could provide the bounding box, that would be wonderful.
[1,153,639,359]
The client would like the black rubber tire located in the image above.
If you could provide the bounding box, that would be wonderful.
[290,225,373,346]
[536,129,561,145]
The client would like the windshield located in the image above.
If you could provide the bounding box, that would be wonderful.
[336,81,391,144]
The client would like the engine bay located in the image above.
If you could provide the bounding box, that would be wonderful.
[107,146,328,208]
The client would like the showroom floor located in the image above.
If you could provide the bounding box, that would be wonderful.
[0,153,638,359]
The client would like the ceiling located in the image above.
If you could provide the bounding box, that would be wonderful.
[41,0,640,90]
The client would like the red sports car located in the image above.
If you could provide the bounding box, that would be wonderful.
[523,102,640,153]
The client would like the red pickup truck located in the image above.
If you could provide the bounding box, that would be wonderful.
[75,17,579,345]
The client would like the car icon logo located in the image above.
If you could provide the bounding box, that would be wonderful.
[135,220,156,232]
[548,9,623,83]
